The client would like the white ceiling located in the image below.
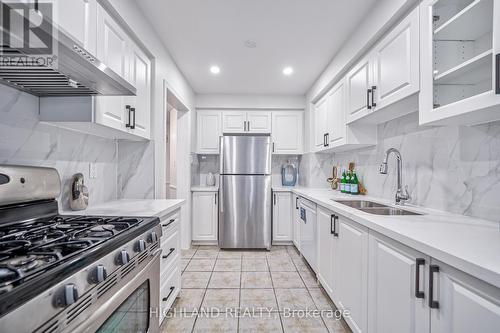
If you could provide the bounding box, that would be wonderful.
[135,0,377,95]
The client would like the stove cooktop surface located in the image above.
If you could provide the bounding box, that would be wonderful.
[0,215,145,293]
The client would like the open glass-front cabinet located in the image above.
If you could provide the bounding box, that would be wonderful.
[419,0,500,125]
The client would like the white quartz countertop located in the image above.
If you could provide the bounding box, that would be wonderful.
[272,186,300,192]
[291,188,500,288]
[191,186,219,192]
[63,199,185,219]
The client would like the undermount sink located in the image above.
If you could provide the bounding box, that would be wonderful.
[333,200,423,216]
[333,200,388,208]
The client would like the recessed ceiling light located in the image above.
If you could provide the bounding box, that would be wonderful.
[210,65,220,74]
[283,67,294,76]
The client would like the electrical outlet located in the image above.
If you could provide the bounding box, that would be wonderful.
[89,163,98,179]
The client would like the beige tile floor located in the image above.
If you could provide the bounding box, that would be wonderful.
[161,245,351,333]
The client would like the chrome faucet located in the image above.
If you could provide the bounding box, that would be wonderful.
[379,148,410,205]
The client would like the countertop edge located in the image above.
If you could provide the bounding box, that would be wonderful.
[191,187,219,192]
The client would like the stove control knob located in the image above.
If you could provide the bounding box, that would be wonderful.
[136,239,146,252]
[118,250,130,265]
[92,264,107,283]
[148,231,158,243]
[63,284,78,307]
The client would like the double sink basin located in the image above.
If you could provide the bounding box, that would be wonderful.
[332,200,423,216]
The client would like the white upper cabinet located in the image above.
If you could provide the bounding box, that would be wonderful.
[222,111,247,133]
[420,0,500,125]
[313,79,376,153]
[346,55,373,124]
[222,111,271,134]
[272,192,293,242]
[197,111,222,154]
[96,4,131,82]
[126,45,151,139]
[430,259,500,333]
[272,111,304,154]
[314,96,328,149]
[372,7,420,114]
[247,111,272,133]
[56,0,97,55]
[368,232,430,333]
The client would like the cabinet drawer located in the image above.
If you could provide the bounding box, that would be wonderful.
[159,264,180,322]
[160,211,180,236]
[160,231,179,275]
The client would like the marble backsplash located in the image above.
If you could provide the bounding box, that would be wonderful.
[300,112,500,223]
[191,154,301,187]
[0,84,154,210]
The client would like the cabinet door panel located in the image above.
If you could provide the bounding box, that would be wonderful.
[57,0,97,55]
[247,112,271,133]
[368,233,429,333]
[374,7,419,110]
[128,45,151,139]
[197,111,221,154]
[317,207,334,296]
[347,57,372,123]
[292,194,300,249]
[97,5,130,81]
[272,111,303,154]
[335,218,368,333]
[431,260,500,333]
[222,111,246,133]
[327,80,346,146]
[273,192,292,242]
[314,97,328,149]
[192,192,218,241]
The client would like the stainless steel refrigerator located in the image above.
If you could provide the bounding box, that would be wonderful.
[219,135,272,249]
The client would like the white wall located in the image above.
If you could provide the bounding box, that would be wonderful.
[106,0,195,249]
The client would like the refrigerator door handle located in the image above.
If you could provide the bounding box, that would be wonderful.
[219,136,224,174]
[219,176,224,213]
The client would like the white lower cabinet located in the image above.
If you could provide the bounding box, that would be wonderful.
[317,206,335,297]
[159,209,181,326]
[368,232,430,333]
[335,215,369,333]
[272,192,292,242]
[292,194,300,249]
[192,192,218,242]
[430,259,500,333]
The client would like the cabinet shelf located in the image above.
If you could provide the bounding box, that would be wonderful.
[434,0,493,41]
[434,49,492,84]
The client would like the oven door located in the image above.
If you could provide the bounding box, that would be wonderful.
[74,249,161,333]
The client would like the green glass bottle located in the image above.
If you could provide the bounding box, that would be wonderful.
[351,170,359,195]
[345,170,351,194]
[340,170,346,193]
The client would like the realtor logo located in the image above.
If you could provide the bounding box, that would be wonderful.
[0,0,58,68]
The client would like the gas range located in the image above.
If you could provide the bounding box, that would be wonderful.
[0,165,162,333]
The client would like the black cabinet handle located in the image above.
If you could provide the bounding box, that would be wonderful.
[331,214,339,237]
[429,265,439,309]
[415,258,425,299]
[367,89,372,109]
[325,133,329,147]
[371,86,377,107]
[295,197,299,210]
[495,53,499,94]
[248,121,250,131]
[130,107,136,129]
[273,193,276,205]
[273,142,275,153]
[215,194,217,205]
[162,247,175,259]
[162,218,175,227]
[125,105,131,127]
[162,286,175,302]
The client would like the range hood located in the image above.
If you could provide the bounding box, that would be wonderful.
[0,8,136,97]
